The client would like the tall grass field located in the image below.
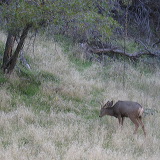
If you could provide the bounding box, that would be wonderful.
[0,32,160,160]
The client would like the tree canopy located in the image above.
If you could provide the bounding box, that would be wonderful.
[0,0,160,74]
[0,0,117,74]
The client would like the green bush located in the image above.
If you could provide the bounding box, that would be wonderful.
[0,71,7,85]
[18,82,40,96]
[116,39,141,53]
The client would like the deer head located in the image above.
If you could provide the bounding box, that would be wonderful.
[99,100,113,117]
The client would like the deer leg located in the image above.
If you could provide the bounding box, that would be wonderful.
[129,116,139,134]
[122,117,125,126]
[118,116,122,126]
[137,117,146,136]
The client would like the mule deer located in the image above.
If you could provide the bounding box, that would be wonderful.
[99,100,146,136]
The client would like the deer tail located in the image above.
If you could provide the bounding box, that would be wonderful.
[138,107,144,117]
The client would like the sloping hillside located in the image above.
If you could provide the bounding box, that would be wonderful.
[0,32,160,160]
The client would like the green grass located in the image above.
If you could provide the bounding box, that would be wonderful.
[17,67,40,82]
[53,34,74,52]
[69,56,92,71]
[40,70,61,83]
[8,76,40,98]
[0,71,7,85]
[20,94,52,113]
[18,82,40,96]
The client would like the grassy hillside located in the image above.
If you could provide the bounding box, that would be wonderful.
[0,32,160,160]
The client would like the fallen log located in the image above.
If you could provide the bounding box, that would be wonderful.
[80,43,160,59]
[93,48,159,58]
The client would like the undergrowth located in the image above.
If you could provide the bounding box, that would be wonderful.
[0,32,160,160]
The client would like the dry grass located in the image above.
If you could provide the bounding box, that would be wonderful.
[0,32,160,160]
[0,106,160,160]
[0,86,12,112]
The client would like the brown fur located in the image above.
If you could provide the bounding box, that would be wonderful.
[99,100,146,136]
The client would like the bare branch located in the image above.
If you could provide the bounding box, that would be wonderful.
[80,43,160,60]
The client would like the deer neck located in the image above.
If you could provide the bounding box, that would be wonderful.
[106,108,114,116]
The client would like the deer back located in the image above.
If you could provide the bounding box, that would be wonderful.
[113,101,143,117]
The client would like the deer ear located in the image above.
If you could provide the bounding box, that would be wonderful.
[110,100,113,107]
[106,101,110,106]
[103,101,110,108]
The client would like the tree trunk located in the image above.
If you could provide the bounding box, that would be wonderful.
[2,24,32,74]
[1,32,15,72]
